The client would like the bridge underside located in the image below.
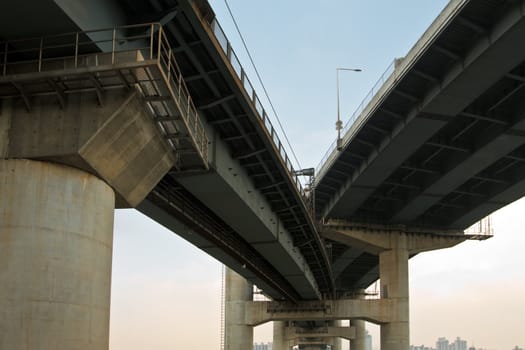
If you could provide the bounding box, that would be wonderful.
[316,0,523,293]
[0,0,336,301]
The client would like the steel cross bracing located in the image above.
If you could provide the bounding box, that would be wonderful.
[0,23,209,171]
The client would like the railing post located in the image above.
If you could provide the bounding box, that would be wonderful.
[157,26,162,62]
[226,42,232,60]
[149,23,154,59]
[3,41,8,76]
[111,28,116,64]
[187,95,191,120]
[167,48,172,81]
[74,32,79,68]
[38,37,43,72]
[178,74,183,103]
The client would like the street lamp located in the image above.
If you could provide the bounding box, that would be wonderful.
[336,67,362,151]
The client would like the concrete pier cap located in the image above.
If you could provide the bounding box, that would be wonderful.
[0,90,176,208]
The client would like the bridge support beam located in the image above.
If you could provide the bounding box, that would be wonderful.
[0,159,115,350]
[225,267,253,350]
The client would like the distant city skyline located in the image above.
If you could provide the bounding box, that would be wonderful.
[411,337,523,350]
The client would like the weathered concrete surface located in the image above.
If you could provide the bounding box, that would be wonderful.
[331,320,343,350]
[380,248,409,350]
[0,159,115,350]
[245,299,391,326]
[351,290,367,350]
[1,90,175,207]
[285,324,355,342]
[225,267,253,350]
[274,321,289,350]
[322,223,467,255]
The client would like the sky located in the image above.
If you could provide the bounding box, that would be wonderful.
[109,1,525,350]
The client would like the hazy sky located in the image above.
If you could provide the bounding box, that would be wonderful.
[109,1,525,350]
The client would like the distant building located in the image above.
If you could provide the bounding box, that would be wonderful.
[450,337,467,350]
[436,337,449,350]
[364,330,372,350]
[254,342,273,350]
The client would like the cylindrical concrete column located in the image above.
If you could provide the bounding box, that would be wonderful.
[273,321,288,350]
[331,320,343,350]
[350,318,366,350]
[351,289,367,350]
[379,248,409,350]
[0,159,115,350]
[225,267,253,350]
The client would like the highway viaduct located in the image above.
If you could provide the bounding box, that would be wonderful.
[0,0,523,349]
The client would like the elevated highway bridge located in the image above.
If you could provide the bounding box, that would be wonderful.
[0,0,522,349]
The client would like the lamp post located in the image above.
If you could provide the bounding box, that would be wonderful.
[336,67,362,151]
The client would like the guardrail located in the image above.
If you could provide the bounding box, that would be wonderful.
[0,23,209,168]
[464,216,494,237]
[207,18,310,201]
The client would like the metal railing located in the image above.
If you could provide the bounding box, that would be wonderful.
[464,216,494,237]
[207,18,309,201]
[316,59,397,176]
[0,23,208,168]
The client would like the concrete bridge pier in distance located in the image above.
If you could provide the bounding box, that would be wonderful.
[324,222,472,350]
[350,290,367,350]
[225,267,254,350]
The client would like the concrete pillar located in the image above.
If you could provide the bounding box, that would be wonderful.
[350,318,366,350]
[379,248,409,350]
[0,159,115,350]
[351,289,366,350]
[273,321,288,350]
[331,320,343,350]
[225,267,253,350]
